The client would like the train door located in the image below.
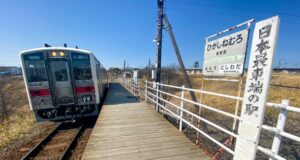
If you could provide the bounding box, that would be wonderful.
[49,59,75,105]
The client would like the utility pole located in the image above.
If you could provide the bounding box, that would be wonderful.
[148,59,151,80]
[155,0,164,83]
[123,60,126,72]
[123,60,126,83]
[163,15,198,110]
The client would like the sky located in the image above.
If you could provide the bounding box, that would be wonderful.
[0,0,300,69]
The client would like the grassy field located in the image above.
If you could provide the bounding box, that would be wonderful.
[0,77,37,150]
[187,73,300,117]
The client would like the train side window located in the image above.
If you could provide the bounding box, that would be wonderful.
[23,52,48,82]
[71,53,92,80]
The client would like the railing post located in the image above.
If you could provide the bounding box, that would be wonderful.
[269,99,289,160]
[136,82,138,95]
[145,81,147,102]
[132,81,135,93]
[179,85,184,132]
[156,82,159,112]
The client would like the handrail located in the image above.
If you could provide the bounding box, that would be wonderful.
[147,91,237,137]
[123,78,139,96]
[145,93,235,155]
[144,80,300,160]
[147,81,300,113]
[146,85,241,120]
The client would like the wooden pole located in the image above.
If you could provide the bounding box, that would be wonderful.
[196,77,205,145]
[232,77,243,132]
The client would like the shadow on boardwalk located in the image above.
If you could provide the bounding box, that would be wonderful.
[104,83,139,105]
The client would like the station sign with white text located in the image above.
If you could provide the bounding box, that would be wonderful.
[234,16,280,160]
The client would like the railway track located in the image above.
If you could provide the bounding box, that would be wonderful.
[21,122,84,160]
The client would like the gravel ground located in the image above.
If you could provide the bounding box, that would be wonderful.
[0,117,97,160]
[0,122,58,160]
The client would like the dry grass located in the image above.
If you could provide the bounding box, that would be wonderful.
[0,105,36,150]
[186,73,300,116]
[0,77,37,150]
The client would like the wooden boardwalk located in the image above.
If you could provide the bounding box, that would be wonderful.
[82,83,210,160]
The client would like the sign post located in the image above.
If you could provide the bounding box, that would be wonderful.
[234,16,280,160]
[199,19,254,147]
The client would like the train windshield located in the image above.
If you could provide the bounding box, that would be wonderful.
[71,53,92,80]
[51,60,69,81]
[23,52,48,82]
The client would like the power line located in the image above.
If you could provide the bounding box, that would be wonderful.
[166,7,300,25]
[169,0,300,19]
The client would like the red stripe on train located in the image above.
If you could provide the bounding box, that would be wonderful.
[30,89,51,97]
[75,86,95,94]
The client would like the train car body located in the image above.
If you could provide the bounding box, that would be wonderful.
[20,47,108,122]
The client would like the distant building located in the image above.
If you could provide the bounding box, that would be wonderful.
[0,66,22,76]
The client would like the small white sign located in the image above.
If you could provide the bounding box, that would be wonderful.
[234,16,280,160]
[133,70,138,84]
[219,63,243,74]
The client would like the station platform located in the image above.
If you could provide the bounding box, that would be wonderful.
[82,82,209,160]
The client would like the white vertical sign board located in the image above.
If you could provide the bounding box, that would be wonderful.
[133,70,138,84]
[234,16,280,160]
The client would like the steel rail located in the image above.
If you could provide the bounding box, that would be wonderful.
[21,123,84,160]
[21,122,63,160]
[59,125,84,160]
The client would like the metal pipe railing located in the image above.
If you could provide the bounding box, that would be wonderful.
[123,78,139,96]
[148,91,238,137]
[145,93,235,155]
[144,80,300,160]
[146,85,241,120]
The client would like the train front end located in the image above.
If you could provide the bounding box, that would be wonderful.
[20,47,99,122]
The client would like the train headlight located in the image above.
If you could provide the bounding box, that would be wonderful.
[60,51,65,56]
[83,96,87,102]
[51,51,57,56]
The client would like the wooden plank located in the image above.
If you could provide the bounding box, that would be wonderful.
[98,115,163,121]
[84,146,201,160]
[82,82,209,160]
[84,141,194,157]
[154,151,210,160]
[91,124,173,134]
[98,117,169,125]
[94,121,170,129]
[90,131,183,143]
[85,135,190,150]
[91,127,177,138]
